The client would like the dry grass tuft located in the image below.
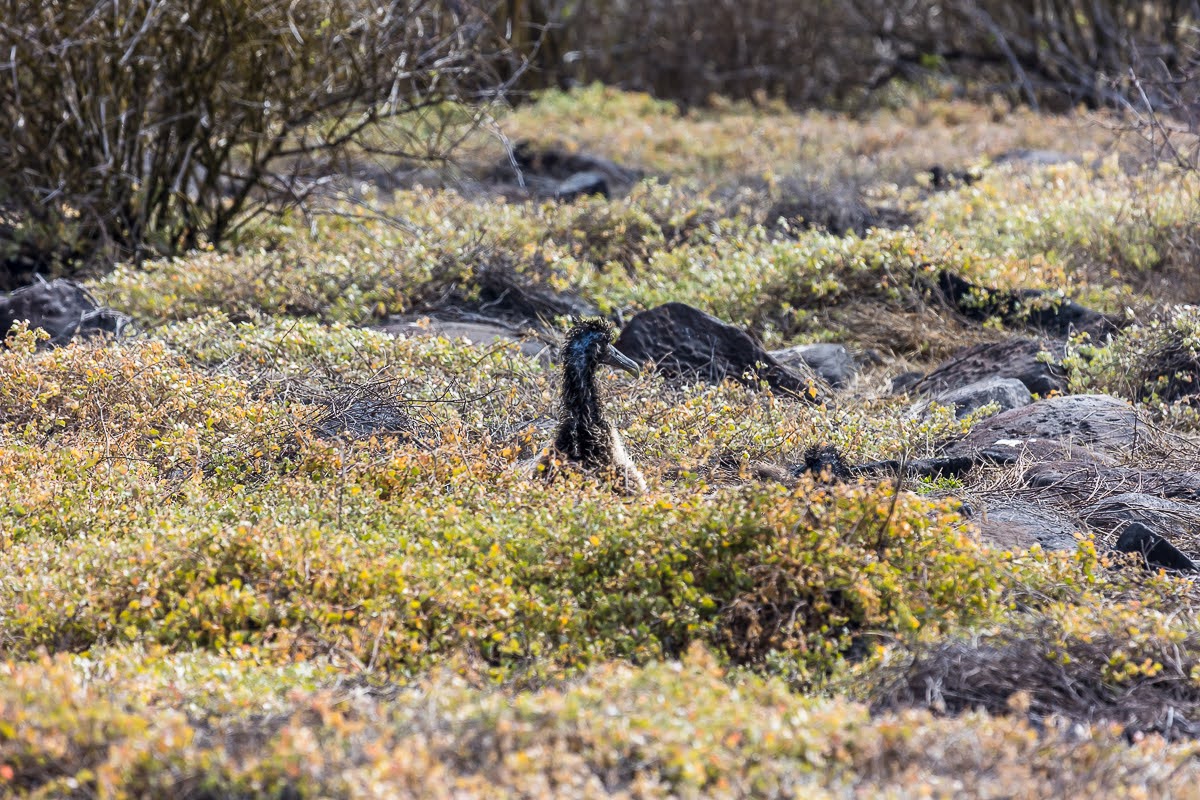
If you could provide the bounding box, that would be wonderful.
[309,381,436,444]
[870,601,1200,741]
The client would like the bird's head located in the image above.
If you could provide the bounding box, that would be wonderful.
[562,318,640,378]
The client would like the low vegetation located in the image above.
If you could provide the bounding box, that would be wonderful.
[1067,305,1200,426]
[5,87,1200,796]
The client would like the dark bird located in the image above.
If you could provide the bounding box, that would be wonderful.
[532,318,646,494]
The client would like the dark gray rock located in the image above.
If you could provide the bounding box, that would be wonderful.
[935,271,1121,338]
[1114,522,1197,572]
[913,337,1068,397]
[490,142,641,199]
[614,302,828,402]
[1025,461,1200,505]
[554,171,609,201]
[769,343,858,388]
[963,496,1085,552]
[890,370,925,394]
[1080,492,1200,537]
[0,278,130,346]
[945,394,1138,461]
[931,376,1032,419]
[512,142,639,184]
[764,178,912,237]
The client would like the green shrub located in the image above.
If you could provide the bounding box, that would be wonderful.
[0,470,1017,685]
[6,645,1200,798]
[1065,306,1200,425]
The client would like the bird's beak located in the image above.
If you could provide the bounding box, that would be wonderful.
[604,344,641,376]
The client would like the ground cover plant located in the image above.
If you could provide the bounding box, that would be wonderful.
[7,84,1200,797]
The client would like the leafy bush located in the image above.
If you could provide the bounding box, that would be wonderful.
[0,325,266,451]
[0,321,1018,681]
[93,180,1009,354]
[1065,306,1200,424]
[924,159,1200,292]
[0,460,1018,683]
[8,85,1200,797]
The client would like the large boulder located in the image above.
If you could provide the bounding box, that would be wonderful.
[0,278,130,346]
[912,337,1068,397]
[615,302,828,402]
[943,394,1139,462]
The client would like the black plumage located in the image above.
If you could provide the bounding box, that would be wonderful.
[533,319,646,494]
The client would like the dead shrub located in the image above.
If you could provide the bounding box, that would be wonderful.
[0,0,507,274]
[506,1,1200,111]
[415,251,598,327]
[764,178,913,238]
[1139,336,1200,405]
[1066,306,1200,410]
[309,381,436,444]
[870,612,1200,740]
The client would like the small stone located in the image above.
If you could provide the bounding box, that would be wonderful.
[932,376,1032,419]
[554,171,609,201]
[769,343,858,388]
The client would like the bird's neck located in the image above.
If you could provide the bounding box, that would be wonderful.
[556,360,610,464]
